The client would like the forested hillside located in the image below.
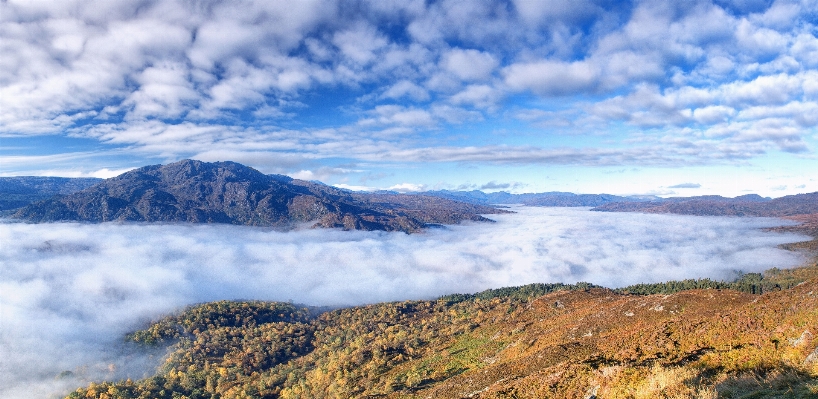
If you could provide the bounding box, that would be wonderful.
[11,160,506,232]
[66,262,818,399]
[594,192,818,217]
[0,176,100,212]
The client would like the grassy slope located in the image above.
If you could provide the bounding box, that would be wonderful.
[65,261,818,399]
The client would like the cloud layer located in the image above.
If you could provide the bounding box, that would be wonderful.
[0,208,808,398]
[1,0,816,185]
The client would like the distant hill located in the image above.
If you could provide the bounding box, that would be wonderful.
[419,189,643,207]
[0,176,101,212]
[593,192,818,217]
[10,160,506,232]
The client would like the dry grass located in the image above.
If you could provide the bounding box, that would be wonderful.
[68,261,818,399]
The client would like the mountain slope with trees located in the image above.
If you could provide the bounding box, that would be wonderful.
[10,160,506,232]
[593,193,818,217]
[0,176,101,212]
[65,261,818,399]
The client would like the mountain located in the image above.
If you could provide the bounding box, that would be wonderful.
[0,176,101,212]
[593,192,818,217]
[419,189,643,207]
[66,261,818,399]
[10,160,506,232]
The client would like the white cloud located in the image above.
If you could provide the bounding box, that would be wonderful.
[89,168,134,178]
[333,23,388,66]
[791,33,818,67]
[723,73,804,106]
[449,84,501,109]
[359,105,436,128]
[381,80,430,102]
[0,208,807,398]
[332,183,377,191]
[123,62,199,120]
[289,166,361,182]
[735,18,788,58]
[387,182,427,192]
[750,0,802,29]
[737,101,818,127]
[693,105,736,124]
[1,0,817,184]
[441,48,498,81]
[511,0,600,26]
[504,60,599,96]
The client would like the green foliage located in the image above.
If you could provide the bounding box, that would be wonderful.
[614,269,805,296]
[438,281,599,304]
[127,300,311,344]
[65,263,818,399]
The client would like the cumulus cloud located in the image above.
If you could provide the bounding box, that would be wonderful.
[289,167,361,182]
[387,182,427,192]
[480,181,512,190]
[381,80,430,102]
[0,208,808,398]
[1,0,817,191]
[668,182,701,189]
[504,60,599,96]
[441,48,498,81]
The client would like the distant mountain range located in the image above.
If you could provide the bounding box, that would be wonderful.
[418,189,647,207]
[4,160,817,229]
[0,176,101,211]
[593,192,818,217]
[8,160,505,232]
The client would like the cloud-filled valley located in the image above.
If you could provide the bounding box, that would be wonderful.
[0,207,810,398]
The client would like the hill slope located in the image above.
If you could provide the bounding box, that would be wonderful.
[0,176,101,212]
[66,263,818,399]
[11,160,506,232]
[593,192,818,217]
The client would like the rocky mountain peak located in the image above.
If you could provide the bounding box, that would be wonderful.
[12,160,506,232]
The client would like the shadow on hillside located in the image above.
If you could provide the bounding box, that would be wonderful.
[713,366,818,398]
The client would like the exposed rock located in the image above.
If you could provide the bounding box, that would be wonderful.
[790,330,813,347]
[805,346,818,365]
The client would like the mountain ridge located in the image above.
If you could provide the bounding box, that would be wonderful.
[0,176,101,212]
[417,189,647,207]
[593,192,818,217]
[10,160,506,233]
[5,162,816,224]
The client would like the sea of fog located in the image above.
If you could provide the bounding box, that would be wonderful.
[0,206,811,398]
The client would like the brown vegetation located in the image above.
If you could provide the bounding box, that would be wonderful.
[66,260,818,399]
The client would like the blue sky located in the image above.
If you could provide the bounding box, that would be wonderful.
[1,0,816,197]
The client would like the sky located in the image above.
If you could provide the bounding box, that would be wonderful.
[0,207,809,398]
[1,0,817,197]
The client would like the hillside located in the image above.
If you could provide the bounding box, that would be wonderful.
[10,160,506,232]
[593,193,818,217]
[0,176,101,212]
[64,260,818,399]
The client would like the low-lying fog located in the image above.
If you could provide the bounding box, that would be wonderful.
[0,207,810,398]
